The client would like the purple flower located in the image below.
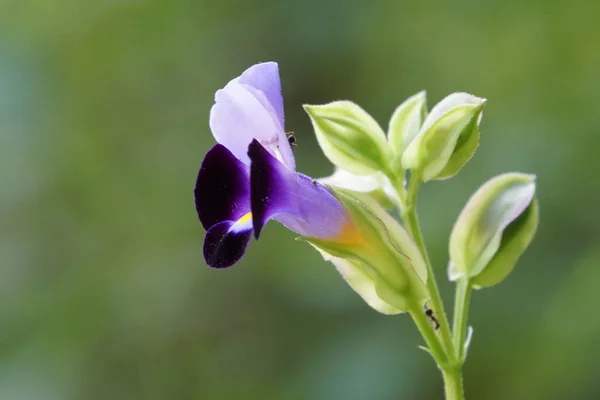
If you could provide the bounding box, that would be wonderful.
[194,62,361,268]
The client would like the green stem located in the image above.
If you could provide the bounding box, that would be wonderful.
[403,173,455,358]
[387,169,466,399]
[385,169,407,211]
[442,366,465,400]
[408,303,447,365]
[452,277,472,360]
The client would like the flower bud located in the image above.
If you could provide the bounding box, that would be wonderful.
[448,173,539,288]
[387,91,428,174]
[300,188,428,312]
[311,246,403,314]
[318,168,399,210]
[402,93,486,181]
[304,101,392,175]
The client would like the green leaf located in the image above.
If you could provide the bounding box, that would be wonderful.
[304,101,392,175]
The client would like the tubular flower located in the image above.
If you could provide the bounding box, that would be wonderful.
[194,62,360,268]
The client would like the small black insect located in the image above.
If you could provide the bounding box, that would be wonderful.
[424,304,440,330]
[286,131,297,147]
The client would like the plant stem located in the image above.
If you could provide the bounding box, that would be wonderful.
[385,169,407,211]
[388,170,466,399]
[403,173,455,358]
[442,365,465,400]
[408,303,447,365]
[452,277,473,360]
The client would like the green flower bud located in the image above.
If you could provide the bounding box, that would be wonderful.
[401,93,486,182]
[387,91,428,174]
[318,168,399,210]
[304,101,392,175]
[312,246,403,314]
[448,173,538,288]
[300,188,427,312]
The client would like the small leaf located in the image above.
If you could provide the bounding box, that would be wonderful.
[418,345,434,356]
[463,326,474,359]
[304,101,392,175]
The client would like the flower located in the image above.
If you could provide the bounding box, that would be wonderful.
[194,62,361,268]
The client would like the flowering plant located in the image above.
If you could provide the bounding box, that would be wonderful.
[194,62,538,399]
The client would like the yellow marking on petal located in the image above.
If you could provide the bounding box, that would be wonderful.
[333,221,365,245]
[237,212,252,224]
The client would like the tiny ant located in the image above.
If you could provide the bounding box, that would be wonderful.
[424,303,440,330]
[286,131,297,147]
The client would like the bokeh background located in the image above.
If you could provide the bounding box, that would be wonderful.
[2,1,600,399]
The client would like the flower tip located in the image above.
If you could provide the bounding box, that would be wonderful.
[528,173,537,182]
[302,103,333,114]
[247,138,261,157]
[252,218,263,239]
[507,171,537,185]
[203,220,252,269]
[302,104,315,114]
[525,174,537,191]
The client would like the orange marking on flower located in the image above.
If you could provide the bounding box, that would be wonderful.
[333,221,365,245]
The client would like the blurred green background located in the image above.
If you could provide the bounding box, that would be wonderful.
[2,0,599,399]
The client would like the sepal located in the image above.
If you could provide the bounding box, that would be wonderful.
[300,188,428,312]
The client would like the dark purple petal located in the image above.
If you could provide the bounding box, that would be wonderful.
[204,219,253,268]
[248,140,350,240]
[194,144,250,230]
[238,62,285,129]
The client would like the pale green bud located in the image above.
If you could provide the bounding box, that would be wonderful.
[311,246,403,314]
[448,173,538,288]
[387,91,428,174]
[304,101,392,175]
[402,93,486,181]
[300,188,427,312]
[318,168,399,210]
